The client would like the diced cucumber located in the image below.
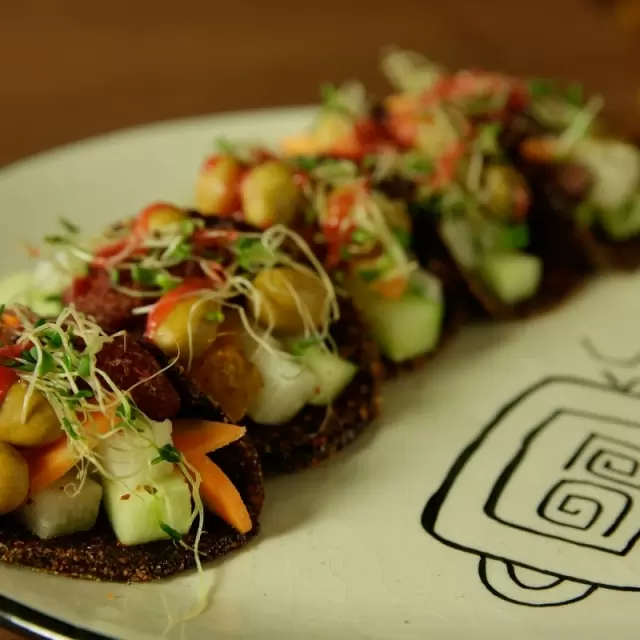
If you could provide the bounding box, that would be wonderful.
[97,419,174,484]
[598,194,640,241]
[478,252,542,305]
[102,471,192,546]
[0,271,62,317]
[347,269,444,363]
[573,138,640,211]
[17,472,102,540]
[245,337,317,425]
[299,346,358,406]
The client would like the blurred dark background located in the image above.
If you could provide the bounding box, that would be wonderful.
[1,1,639,167]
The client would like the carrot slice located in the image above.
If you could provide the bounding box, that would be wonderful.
[172,420,246,457]
[182,451,252,535]
[519,136,558,164]
[21,413,113,494]
[371,275,409,300]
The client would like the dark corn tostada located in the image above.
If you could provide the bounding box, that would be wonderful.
[31,208,382,474]
[360,49,593,320]
[0,306,263,582]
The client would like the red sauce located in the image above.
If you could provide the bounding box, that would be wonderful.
[144,278,212,340]
[322,185,363,268]
[430,142,466,190]
[0,366,17,405]
[0,344,26,406]
[200,155,247,217]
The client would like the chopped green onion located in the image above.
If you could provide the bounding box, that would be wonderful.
[77,355,92,378]
[0,304,5,316]
[34,318,47,329]
[159,522,183,541]
[152,443,182,465]
[130,265,157,286]
[62,355,73,372]
[43,293,63,304]
[109,269,120,285]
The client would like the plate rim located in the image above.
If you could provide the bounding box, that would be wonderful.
[0,593,114,640]
[0,104,316,176]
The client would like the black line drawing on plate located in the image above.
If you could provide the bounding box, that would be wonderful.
[423,339,640,607]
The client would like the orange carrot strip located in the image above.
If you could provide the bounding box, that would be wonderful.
[182,451,252,535]
[172,420,246,457]
[519,136,558,164]
[371,275,409,300]
[21,413,113,494]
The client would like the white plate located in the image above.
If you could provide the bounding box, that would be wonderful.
[1,107,640,640]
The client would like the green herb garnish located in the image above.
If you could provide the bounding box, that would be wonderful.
[152,443,182,465]
[159,522,183,541]
[59,217,80,235]
[130,265,157,286]
[501,225,530,251]
[205,310,224,323]
[392,227,411,249]
[291,336,323,356]
[528,78,556,99]
[77,355,92,378]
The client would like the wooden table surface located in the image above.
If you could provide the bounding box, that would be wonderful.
[0,0,639,638]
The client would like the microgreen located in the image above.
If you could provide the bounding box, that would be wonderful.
[159,522,183,541]
[291,336,323,356]
[77,355,92,378]
[152,443,182,465]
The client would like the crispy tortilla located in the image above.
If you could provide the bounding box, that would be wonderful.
[0,340,264,582]
[410,195,591,321]
[0,438,263,583]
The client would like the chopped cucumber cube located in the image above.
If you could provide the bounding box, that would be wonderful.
[246,337,318,425]
[598,194,640,241]
[347,269,444,363]
[17,472,102,540]
[97,419,175,484]
[0,271,62,317]
[102,472,192,546]
[478,252,542,305]
[299,346,358,406]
